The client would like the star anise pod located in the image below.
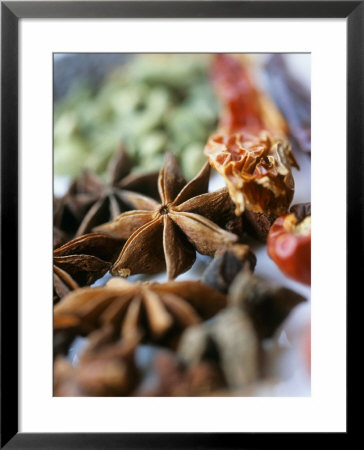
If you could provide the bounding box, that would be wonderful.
[242,210,277,242]
[95,153,238,279]
[53,233,124,303]
[53,195,82,246]
[54,326,140,397]
[228,271,307,339]
[55,146,159,237]
[178,271,306,389]
[53,265,79,304]
[53,314,81,356]
[54,189,91,240]
[54,277,227,349]
[53,226,68,249]
[202,244,256,294]
[290,202,311,222]
[178,303,260,390]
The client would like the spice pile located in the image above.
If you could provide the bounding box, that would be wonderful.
[54,54,311,396]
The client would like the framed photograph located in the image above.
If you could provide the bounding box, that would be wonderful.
[1,1,360,447]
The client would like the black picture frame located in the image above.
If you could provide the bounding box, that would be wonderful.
[1,1,360,448]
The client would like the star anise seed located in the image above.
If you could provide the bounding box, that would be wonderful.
[54,277,227,349]
[53,226,69,249]
[54,326,140,397]
[53,233,124,303]
[229,270,306,339]
[202,244,256,294]
[95,153,238,279]
[54,146,159,238]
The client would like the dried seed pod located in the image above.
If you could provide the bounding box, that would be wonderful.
[53,265,79,304]
[54,147,160,238]
[53,233,124,303]
[53,314,81,357]
[54,277,227,350]
[178,307,260,390]
[243,210,277,243]
[53,226,69,249]
[229,271,306,339]
[290,202,311,222]
[210,308,260,388]
[202,244,256,294]
[54,326,140,397]
[95,153,238,280]
[178,270,306,390]
[135,350,226,397]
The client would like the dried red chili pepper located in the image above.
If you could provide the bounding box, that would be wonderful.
[267,207,311,285]
[210,54,288,136]
[205,54,298,217]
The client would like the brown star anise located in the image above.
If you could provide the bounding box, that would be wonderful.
[228,270,307,339]
[242,210,277,242]
[202,244,256,294]
[53,226,68,249]
[54,277,227,349]
[54,146,159,237]
[95,153,238,280]
[178,271,306,389]
[54,326,140,397]
[53,233,124,303]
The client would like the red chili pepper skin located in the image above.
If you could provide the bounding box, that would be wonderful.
[211,54,265,133]
[267,213,311,285]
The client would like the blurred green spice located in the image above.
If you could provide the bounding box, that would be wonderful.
[54,54,220,180]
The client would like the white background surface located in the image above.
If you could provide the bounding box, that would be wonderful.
[19,18,346,432]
